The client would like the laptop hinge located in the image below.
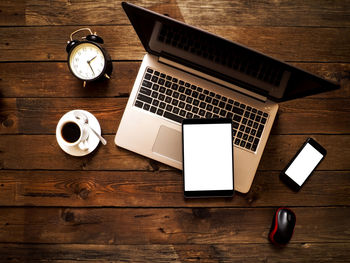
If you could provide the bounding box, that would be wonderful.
[158,56,268,102]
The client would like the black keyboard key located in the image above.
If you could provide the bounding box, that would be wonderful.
[210,92,215,97]
[213,107,220,114]
[192,91,199,98]
[199,94,205,100]
[151,76,158,82]
[186,97,193,104]
[173,91,179,99]
[164,95,170,102]
[186,112,193,118]
[239,125,245,132]
[191,84,197,90]
[232,129,237,136]
[204,89,209,95]
[197,87,203,92]
[166,75,172,81]
[135,100,143,108]
[248,120,253,127]
[228,99,234,104]
[256,130,262,138]
[213,99,219,106]
[227,112,233,119]
[220,109,227,117]
[150,106,157,113]
[246,106,252,111]
[234,101,240,106]
[253,122,258,129]
[179,86,185,93]
[159,86,166,93]
[244,111,250,118]
[193,107,199,114]
[140,87,151,96]
[206,104,213,111]
[251,129,256,136]
[233,115,242,122]
[222,96,227,102]
[173,78,178,83]
[205,96,212,103]
[142,80,152,88]
[251,144,257,152]
[157,109,164,116]
[240,140,246,147]
[226,104,232,111]
[166,105,173,112]
[158,94,165,101]
[171,83,178,90]
[154,71,160,76]
[240,104,246,109]
[206,112,213,118]
[185,82,191,88]
[242,118,247,125]
[179,80,185,85]
[200,102,206,109]
[166,89,172,96]
[243,134,248,140]
[144,73,152,80]
[173,107,180,114]
[232,122,239,129]
[151,91,159,98]
[199,109,205,116]
[250,113,256,120]
[172,99,179,106]
[248,136,254,142]
[143,103,150,111]
[164,111,183,123]
[193,99,199,106]
[215,94,221,99]
[160,73,166,78]
[235,138,240,145]
[147,68,153,73]
[152,100,159,106]
[237,132,243,138]
[258,124,264,132]
[185,104,192,111]
[263,112,268,117]
[254,138,259,145]
[252,108,257,113]
[180,110,186,117]
[152,84,159,91]
[179,102,185,108]
[185,89,192,95]
[158,78,165,85]
[256,116,261,122]
[159,102,166,109]
[180,94,186,101]
[233,107,244,115]
[258,110,263,115]
[261,117,267,124]
[213,114,219,118]
[165,81,171,88]
[219,101,225,108]
[137,93,152,104]
[246,143,251,150]
[245,127,251,134]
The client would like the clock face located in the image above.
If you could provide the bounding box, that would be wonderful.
[69,42,106,80]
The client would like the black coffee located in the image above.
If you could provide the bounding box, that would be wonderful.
[61,122,81,143]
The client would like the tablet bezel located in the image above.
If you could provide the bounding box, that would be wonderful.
[182,118,234,198]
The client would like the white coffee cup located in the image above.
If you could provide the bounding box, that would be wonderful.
[57,117,90,151]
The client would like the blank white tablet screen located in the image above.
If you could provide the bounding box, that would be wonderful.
[183,123,233,191]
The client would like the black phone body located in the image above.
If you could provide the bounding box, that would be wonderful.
[280,138,327,191]
[182,118,234,198]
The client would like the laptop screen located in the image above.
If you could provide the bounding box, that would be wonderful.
[122,2,339,102]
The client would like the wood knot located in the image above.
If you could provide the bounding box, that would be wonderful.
[62,210,75,222]
[73,181,94,200]
[2,118,14,127]
[192,208,211,219]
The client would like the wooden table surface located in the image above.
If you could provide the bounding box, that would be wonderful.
[1,0,350,262]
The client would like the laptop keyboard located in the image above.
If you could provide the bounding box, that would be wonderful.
[134,67,269,152]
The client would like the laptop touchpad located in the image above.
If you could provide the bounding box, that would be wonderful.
[152,125,182,162]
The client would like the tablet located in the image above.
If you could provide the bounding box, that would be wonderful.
[182,118,234,198]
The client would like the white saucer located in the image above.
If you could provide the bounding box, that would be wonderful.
[56,109,102,156]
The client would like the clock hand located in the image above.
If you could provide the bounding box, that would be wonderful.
[87,62,95,75]
[87,55,97,64]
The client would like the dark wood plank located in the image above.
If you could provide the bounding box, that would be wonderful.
[1,243,349,262]
[1,26,349,62]
[0,135,349,171]
[2,0,349,27]
[0,207,349,244]
[0,170,348,207]
[1,97,349,135]
[0,62,348,98]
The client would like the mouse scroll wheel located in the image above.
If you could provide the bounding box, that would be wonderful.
[287,214,292,221]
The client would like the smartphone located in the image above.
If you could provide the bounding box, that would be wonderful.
[182,118,234,198]
[280,138,326,191]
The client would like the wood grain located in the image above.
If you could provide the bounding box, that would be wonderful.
[1,26,349,62]
[0,170,348,207]
[2,0,349,27]
[0,62,348,98]
[0,135,349,171]
[1,243,350,262]
[1,97,349,135]
[0,207,349,244]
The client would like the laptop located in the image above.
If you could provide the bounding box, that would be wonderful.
[115,2,339,193]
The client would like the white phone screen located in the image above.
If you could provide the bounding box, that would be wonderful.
[285,143,323,186]
[183,123,233,191]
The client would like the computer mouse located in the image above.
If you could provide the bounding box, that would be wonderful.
[269,207,296,246]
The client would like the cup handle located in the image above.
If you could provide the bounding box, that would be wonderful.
[78,139,89,151]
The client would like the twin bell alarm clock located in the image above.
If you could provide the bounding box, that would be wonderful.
[66,28,113,87]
